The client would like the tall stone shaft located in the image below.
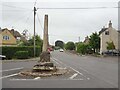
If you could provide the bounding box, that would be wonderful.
[42,15,48,52]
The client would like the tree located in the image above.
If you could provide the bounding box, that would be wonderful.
[22,35,43,47]
[65,42,75,50]
[55,40,64,49]
[106,41,115,50]
[77,42,89,54]
[89,32,100,53]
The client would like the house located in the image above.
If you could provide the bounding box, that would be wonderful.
[99,21,120,54]
[0,28,26,46]
[83,36,89,44]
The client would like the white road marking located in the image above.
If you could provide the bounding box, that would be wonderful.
[52,57,83,75]
[52,59,60,65]
[87,78,90,80]
[52,57,90,80]
[0,67,24,72]
[10,78,84,81]
[69,73,78,79]
[34,77,41,80]
[69,67,83,75]
[0,73,19,79]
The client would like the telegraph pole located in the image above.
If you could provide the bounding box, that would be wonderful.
[78,36,80,42]
[34,7,37,57]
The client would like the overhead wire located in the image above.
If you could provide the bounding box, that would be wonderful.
[1,3,32,10]
[24,10,34,29]
[36,13,44,31]
[37,7,119,10]
[49,34,79,38]
[4,10,33,28]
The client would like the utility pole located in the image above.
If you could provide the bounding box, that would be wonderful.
[78,36,80,42]
[34,7,37,57]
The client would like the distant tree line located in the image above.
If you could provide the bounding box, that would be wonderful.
[55,32,101,55]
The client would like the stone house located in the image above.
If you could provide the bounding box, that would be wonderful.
[99,21,120,54]
[83,36,90,44]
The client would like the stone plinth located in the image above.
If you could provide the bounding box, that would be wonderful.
[33,62,56,72]
[39,51,50,62]
[19,67,68,77]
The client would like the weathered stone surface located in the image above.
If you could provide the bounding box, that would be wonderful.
[39,51,50,62]
[34,62,54,67]
[33,62,56,72]
[19,67,68,77]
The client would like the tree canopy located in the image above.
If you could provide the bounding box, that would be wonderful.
[55,40,64,49]
[77,42,89,54]
[65,41,75,50]
[89,32,100,53]
[22,35,43,47]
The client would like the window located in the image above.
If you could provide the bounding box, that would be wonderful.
[105,31,109,35]
[3,36,10,40]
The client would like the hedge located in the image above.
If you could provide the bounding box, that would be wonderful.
[14,51,29,59]
[2,46,42,59]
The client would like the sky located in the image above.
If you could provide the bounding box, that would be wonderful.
[0,0,119,45]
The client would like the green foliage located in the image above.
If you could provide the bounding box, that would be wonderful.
[106,41,115,50]
[22,35,43,47]
[2,46,41,59]
[54,46,60,50]
[89,32,100,53]
[65,42,75,50]
[77,43,89,54]
[55,40,64,49]
[14,51,29,59]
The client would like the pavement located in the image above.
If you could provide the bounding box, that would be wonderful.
[1,50,118,88]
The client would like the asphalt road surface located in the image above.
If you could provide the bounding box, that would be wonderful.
[1,51,118,88]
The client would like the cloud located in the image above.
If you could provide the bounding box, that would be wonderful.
[1,1,118,45]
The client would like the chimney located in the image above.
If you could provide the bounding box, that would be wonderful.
[103,26,105,29]
[11,29,14,35]
[108,20,112,28]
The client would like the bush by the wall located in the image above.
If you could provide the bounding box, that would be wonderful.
[2,46,41,59]
[14,51,29,59]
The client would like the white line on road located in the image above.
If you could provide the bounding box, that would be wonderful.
[52,57,90,80]
[34,77,41,80]
[69,73,78,79]
[0,73,19,79]
[52,59,60,65]
[52,57,83,75]
[69,67,83,75]
[10,78,84,81]
[0,67,24,72]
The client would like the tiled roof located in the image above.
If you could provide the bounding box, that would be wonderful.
[0,28,21,37]
[10,29,21,37]
[99,28,108,35]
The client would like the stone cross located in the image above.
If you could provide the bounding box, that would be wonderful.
[39,15,50,63]
[42,15,48,52]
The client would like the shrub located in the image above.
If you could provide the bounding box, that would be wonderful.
[14,51,29,59]
[77,43,89,54]
[2,46,41,59]
[65,42,75,50]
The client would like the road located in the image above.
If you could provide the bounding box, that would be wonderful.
[1,51,118,88]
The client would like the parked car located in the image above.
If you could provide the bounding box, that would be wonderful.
[102,50,119,56]
[59,49,64,52]
[0,55,6,60]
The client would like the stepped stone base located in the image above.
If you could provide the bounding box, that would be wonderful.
[19,67,68,77]
[33,62,56,72]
